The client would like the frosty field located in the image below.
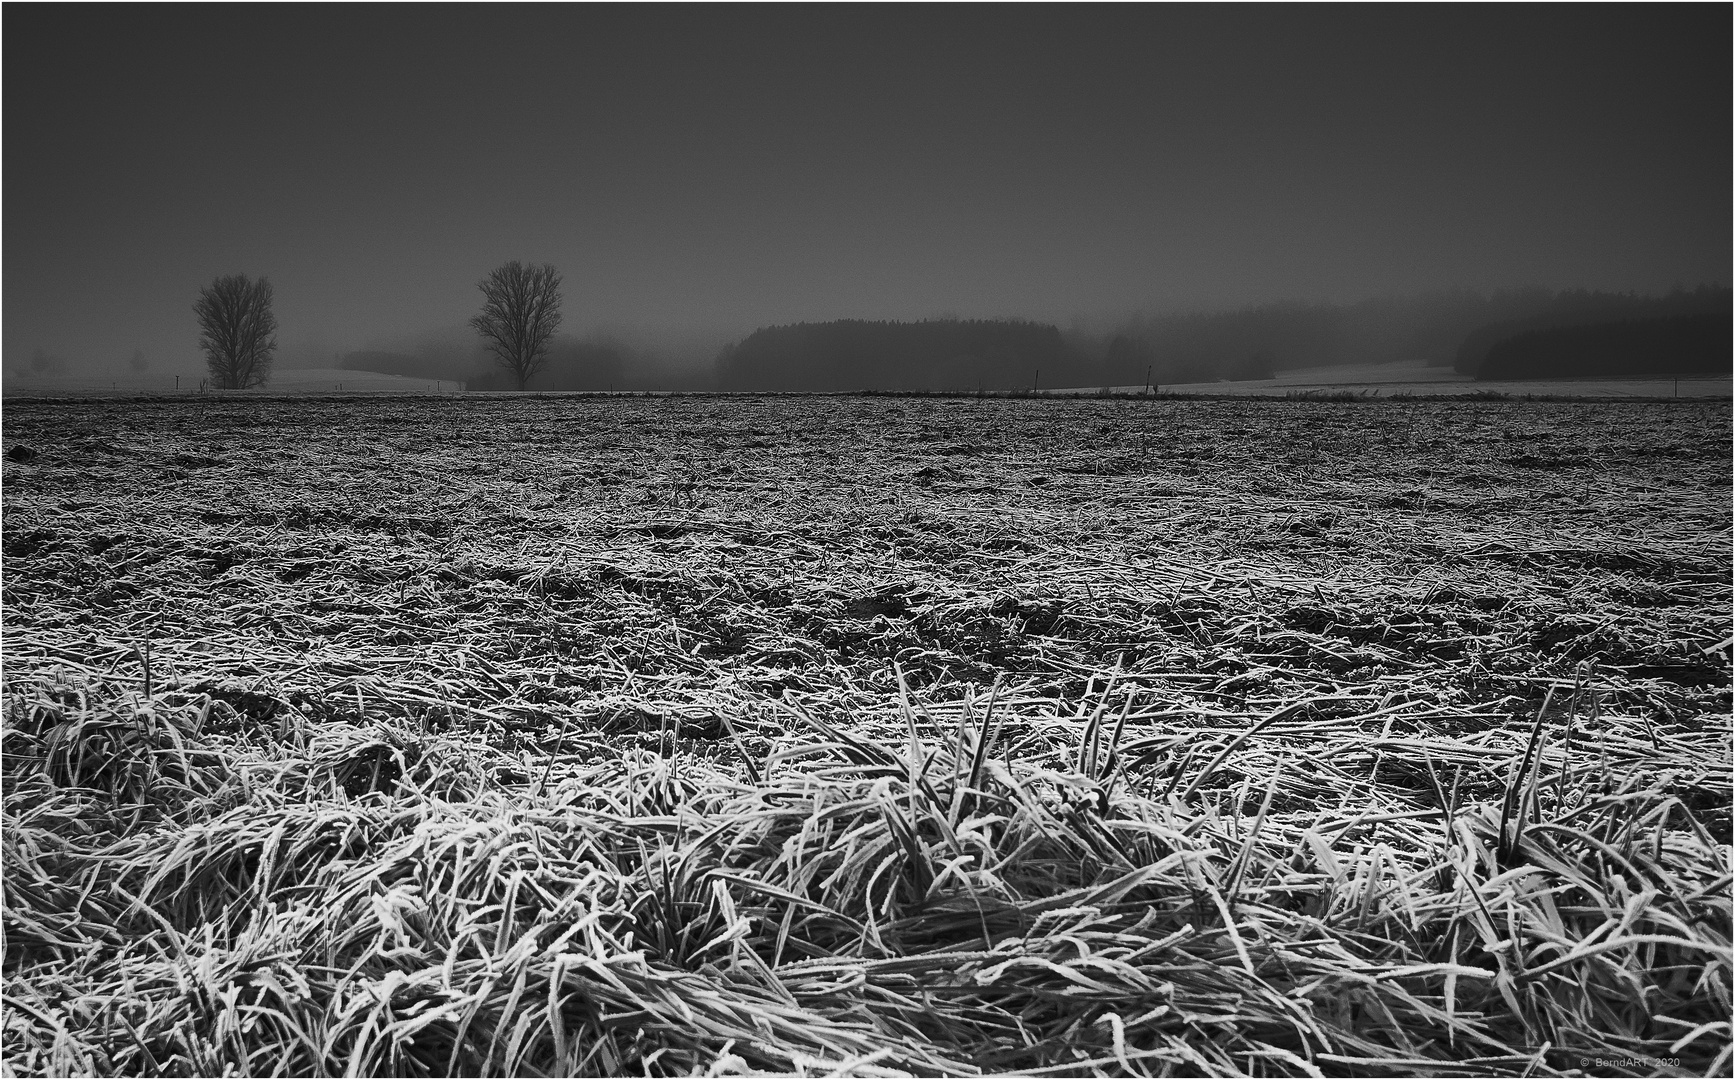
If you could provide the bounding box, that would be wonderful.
[2,395,1729,1077]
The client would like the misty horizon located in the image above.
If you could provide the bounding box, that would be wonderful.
[5,5,1728,380]
[15,283,1735,382]
[264,281,1735,369]
[15,282,1727,400]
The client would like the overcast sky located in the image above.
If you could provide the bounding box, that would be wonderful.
[6,4,1729,369]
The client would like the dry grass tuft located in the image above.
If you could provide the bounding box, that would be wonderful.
[2,666,1727,1076]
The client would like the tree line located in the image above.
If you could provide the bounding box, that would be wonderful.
[707,287,1733,391]
[181,273,1728,392]
[193,262,565,390]
[1095,287,1732,385]
[1477,312,1731,380]
[1455,286,1730,377]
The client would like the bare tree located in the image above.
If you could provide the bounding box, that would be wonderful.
[195,274,277,389]
[470,261,562,390]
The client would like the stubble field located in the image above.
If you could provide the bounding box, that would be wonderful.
[2,395,1730,1077]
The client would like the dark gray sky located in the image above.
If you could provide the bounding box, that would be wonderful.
[6,4,1729,369]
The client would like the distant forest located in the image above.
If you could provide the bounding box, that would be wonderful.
[1477,313,1731,380]
[1095,286,1732,386]
[1454,286,1731,376]
[315,285,1729,392]
[708,287,1730,391]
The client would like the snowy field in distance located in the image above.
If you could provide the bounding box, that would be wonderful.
[2,367,460,397]
[1064,358,1732,398]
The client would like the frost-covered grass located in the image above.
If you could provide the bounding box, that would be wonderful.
[3,396,1729,1076]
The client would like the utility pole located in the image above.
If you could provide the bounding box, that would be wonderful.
[1145,365,1152,395]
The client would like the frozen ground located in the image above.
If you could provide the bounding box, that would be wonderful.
[3,395,1729,1076]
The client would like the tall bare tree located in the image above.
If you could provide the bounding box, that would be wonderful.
[470,261,563,390]
[194,274,277,389]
